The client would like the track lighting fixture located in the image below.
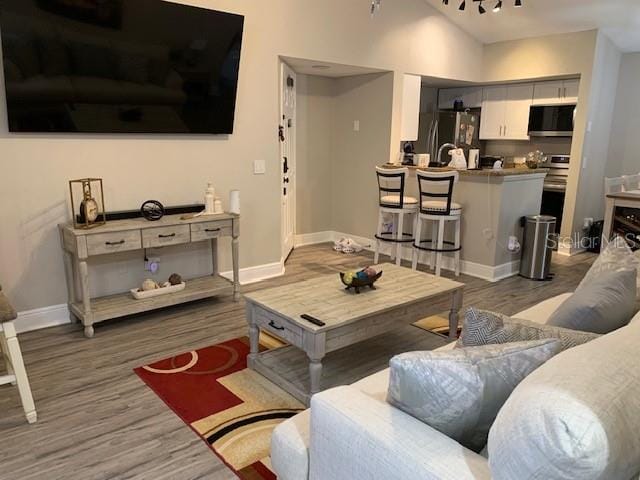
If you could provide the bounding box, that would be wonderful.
[445,0,521,14]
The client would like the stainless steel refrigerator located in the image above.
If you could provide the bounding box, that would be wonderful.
[418,110,481,166]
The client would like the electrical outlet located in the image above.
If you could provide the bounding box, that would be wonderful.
[253,159,266,175]
[353,120,360,132]
[145,256,160,273]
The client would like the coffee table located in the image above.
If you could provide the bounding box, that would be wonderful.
[244,263,464,404]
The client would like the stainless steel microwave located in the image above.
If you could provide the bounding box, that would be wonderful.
[528,105,576,137]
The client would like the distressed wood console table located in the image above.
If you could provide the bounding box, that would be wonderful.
[59,213,239,338]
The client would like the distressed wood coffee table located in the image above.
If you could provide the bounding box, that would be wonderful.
[244,263,464,405]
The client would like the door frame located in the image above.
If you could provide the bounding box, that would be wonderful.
[279,60,297,262]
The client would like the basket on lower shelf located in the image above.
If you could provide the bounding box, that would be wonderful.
[130,282,186,300]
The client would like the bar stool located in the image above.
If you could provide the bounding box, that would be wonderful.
[374,167,418,266]
[0,288,37,424]
[412,170,462,276]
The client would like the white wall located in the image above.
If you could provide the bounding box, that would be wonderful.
[573,32,622,226]
[607,52,640,178]
[0,0,484,312]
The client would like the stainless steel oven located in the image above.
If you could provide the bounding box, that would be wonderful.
[541,155,570,234]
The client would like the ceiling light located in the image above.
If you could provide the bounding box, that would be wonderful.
[493,0,502,12]
[515,0,522,6]
[459,0,466,11]
[479,2,486,14]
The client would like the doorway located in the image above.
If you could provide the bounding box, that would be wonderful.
[280,60,296,262]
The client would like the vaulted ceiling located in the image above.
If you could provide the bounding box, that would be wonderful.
[422,0,640,52]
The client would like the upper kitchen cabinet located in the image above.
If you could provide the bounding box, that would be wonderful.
[401,74,422,141]
[532,79,580,105]
[438,87,483,110]
[479,84,533,141]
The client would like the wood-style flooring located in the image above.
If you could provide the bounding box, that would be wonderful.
[0,244,594,480]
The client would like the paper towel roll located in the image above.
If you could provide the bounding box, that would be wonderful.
[229,190,240,214]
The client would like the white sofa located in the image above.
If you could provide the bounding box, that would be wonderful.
[271,293,640,480]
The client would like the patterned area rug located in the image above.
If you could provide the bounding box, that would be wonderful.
[134,336,304,479]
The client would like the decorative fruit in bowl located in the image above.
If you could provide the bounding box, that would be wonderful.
[340,267,383,294]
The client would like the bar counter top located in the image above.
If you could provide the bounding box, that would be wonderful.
[381,164,549,177]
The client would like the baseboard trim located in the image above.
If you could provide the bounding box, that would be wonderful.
[10,304,70,334]
[294,231,334,247]
[220,261,285,285]
[298,230,518,282]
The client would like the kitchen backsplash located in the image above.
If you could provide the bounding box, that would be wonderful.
[483,137,572,158]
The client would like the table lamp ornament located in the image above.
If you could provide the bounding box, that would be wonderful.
[69,178,106,229]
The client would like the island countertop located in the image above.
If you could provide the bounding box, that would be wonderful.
[381,164,549,177]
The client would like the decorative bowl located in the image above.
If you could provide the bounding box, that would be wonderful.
[339,270,383,294]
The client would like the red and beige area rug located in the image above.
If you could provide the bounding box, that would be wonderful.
[134,336,304,479]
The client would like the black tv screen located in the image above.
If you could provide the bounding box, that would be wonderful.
[0,0,244,134]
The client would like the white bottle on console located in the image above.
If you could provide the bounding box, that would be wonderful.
[205,183,216,215]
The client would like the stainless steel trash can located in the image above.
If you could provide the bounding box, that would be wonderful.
[520,215,556,280]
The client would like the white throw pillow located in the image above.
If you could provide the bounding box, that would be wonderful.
[488,321,640,480]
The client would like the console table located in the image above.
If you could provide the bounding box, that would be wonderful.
[603,191,640,243]
[59,213,239,338]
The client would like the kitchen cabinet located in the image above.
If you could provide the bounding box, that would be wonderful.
[532,79,580,105]
[438,87,483,110]
[401,74,421,141]
[479,84,533,141]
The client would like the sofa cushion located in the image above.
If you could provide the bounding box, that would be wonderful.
[488,320,640,480]
[512,293,572,324]
[547,269,637,333]
[271,409,311,480]
[387,339,561,452]
[458,308,599,351]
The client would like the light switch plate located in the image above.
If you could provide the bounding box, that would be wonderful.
[353,120,360,132]
[253,159,266,174]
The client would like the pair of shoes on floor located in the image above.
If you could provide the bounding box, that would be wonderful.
[333,237,363,254]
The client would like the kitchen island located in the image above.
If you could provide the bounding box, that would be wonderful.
[381,164,548,281]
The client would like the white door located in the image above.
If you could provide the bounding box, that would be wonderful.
[479,86,505,140]
[280,61,296,261]
[503,83,533,140]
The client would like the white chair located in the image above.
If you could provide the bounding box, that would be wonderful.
[374,167,418,266]
[1,289,37,424]
[411,170,462,277]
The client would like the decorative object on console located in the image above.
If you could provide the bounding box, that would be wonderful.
[525,150,545,169]
[69,178,106,229]
[229,189,241,214]
[132,274,187,300]
[141,200,165,221]
[387,339,561,452]
[340,267,382,293]
[448,0,523,14]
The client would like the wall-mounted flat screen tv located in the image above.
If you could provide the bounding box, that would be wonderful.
[0,0,244,134]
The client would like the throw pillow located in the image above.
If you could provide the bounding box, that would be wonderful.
[547,269,637,333]
[457,308,599,351]
[581,235,640,300]
[387,339,562,452]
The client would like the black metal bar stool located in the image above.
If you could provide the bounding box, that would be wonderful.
[411,170,462,276]
[374,167,418,266]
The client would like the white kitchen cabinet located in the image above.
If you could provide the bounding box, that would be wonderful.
[479,84,533,141]
[401,74,421,141]
[532,79,579,105]
[562,79,580,103]
[438,87,482,110]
